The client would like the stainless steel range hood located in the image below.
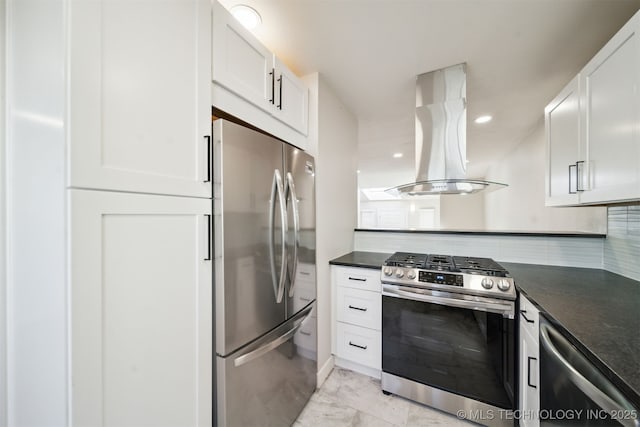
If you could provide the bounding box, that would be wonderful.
[387,64,507,196]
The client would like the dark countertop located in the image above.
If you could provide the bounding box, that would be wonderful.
[355,228,606,238]
[329,251,393,270]
[328,252,640,406]
[503,262,640,407]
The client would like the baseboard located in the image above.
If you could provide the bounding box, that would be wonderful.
[334,356,381,379]
[316,355,334,388]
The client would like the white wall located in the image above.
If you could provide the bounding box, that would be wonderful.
[1,0,7,423]
[5,1,69,424]
[439,192,486,230]
[485,120,607,233]
[303,73,358,385]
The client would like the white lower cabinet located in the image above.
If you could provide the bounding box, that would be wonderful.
[332,265,382,376]
[70,190,212,426]
[519,294,540,427]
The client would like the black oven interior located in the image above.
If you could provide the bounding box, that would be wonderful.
[382,295,515,409]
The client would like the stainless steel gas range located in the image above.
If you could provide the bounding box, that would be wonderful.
[381,252,517,427]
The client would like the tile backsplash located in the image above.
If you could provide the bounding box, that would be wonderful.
[354,207,640,284]
[353,232,604,268]
[604,206,640,281]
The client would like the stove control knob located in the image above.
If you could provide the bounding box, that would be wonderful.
[395,269,405,278]
[407,270,416,280]
[481,278,494,289]
[383,267,394,276]
[497,279,511,291]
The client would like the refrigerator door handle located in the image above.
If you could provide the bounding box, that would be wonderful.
[268,169,287,303]
[285,172,300,297]
[233,304,313,368]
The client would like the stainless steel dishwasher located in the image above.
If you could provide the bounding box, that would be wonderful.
[539,315,639,427]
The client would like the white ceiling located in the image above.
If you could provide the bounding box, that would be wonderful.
[219,0,640,183]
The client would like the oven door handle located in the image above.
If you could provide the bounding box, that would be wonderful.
[383,286,515,318]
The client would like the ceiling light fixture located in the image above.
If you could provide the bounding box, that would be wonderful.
[474,115,493,124]
[230,4,262,30]
[393,153,403,158]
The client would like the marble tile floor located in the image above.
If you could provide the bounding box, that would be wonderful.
[294,368,475,427]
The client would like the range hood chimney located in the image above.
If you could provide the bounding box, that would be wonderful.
[387,63,507,196]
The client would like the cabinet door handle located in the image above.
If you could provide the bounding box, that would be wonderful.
[520,310,534,323]
[348,277,366,282]
[204,214,212,261]
[576,160,585,192]
[348,341,367,350]
[204,136,211,183]
[348,305,367,312]
[299,330,311,336]
[527,356,537,388]
[269,69,275,104]
[568,163,577,194]
[277,74,283,110]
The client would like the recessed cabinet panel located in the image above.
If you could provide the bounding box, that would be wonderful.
[274,57,309,136]
[545,76,581,206]
[70,0,211,197]
[212,0,273,112]
[581,19,640,204]
[70,190,212,426]
[518,295,540,427]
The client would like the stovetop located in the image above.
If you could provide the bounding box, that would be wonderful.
[384,252,509,277]
[382,252,516,300]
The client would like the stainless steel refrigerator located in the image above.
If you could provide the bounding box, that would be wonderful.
[213,119,316,426]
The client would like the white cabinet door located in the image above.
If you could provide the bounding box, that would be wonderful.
[580,12,640,204]
[69,0,212,198]
[274,57,309,136]
[70,190,212,427]
[212,0,273,112]
[518,295,539,427]
[545,75,581,206]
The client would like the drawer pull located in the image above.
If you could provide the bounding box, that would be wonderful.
[348,341,367,350]
[527,356,537,388]
[299,330,311,336]
[520,310,535,324]
[348,305,367,312]
[348,277,366,282]
[300,272,311,276]
[299,297,311,302]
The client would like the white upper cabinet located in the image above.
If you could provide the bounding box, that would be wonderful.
[274,57,309,136]
[211,1,309,149]
[546,10,640,206]
[545,76,581,206]
[69,0,212,198]
[212,0,274,112]
[580,11,640,204]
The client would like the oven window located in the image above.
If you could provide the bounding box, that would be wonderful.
[382,295,514,409]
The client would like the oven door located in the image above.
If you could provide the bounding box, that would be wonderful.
[382,285,516,410]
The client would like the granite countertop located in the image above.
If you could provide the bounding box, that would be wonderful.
[503,262,640,408]
[329,251,393,270]
[355,228,606,238]
[328,251,640,407]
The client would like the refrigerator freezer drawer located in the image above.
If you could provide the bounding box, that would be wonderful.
[217,304,317,427]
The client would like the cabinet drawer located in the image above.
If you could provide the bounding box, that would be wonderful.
[336,287,381,330]
[334,266,381,292]
[294,317,316,353]
[292,287,316,317]
[335,323,381,370]
[519,294,540,337]
[296,262,315,284]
